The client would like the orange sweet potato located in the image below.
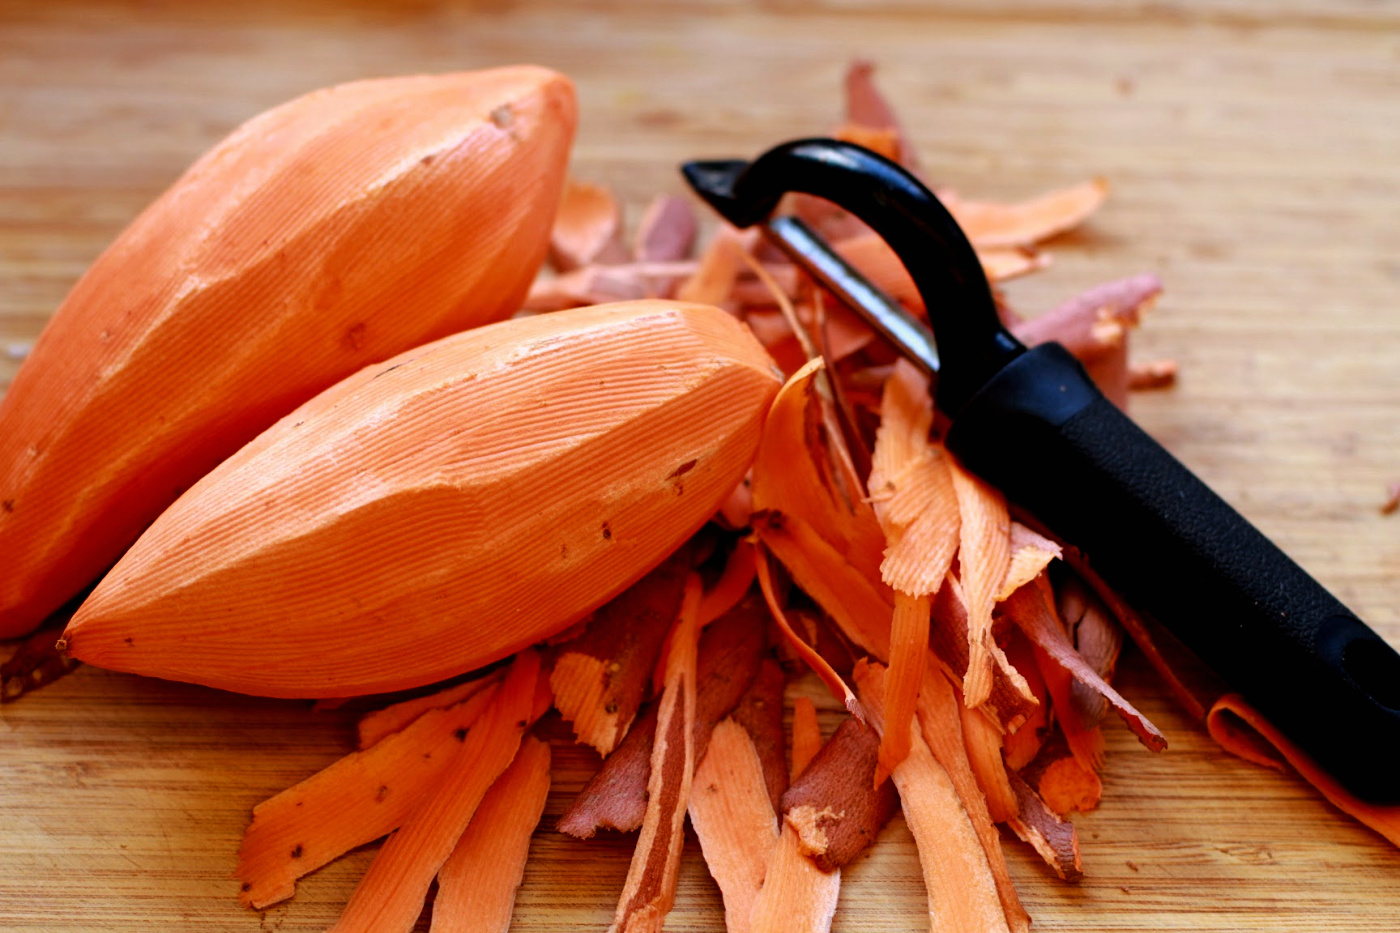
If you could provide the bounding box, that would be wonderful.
[0,67,577,638]
[61,301,780,697]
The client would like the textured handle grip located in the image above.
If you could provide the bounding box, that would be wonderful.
[945,343,1400,803]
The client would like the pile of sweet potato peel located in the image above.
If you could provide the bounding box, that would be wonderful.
[222,62,1243,933]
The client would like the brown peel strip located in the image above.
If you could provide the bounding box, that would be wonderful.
[633,194,697,263]
[357,668,504,750]
[756,544,863,721]
[1057,573,1122,732]
[1086,338,1131,411]
[856,660,1015,933]
[1011,273,1161,362]
[237,679,502,909]
[781,717,898,872]
[327,650,540,933]
[1030,631,1106,775]
[928,580,1039,733]
[550,547,692,756]
[523,261,694,311]
[843,60,917,168]
[689,718,780,933]
[1005,769,1083,882]
[729,657,789,813]
[608,576,703,933]
[557,596,765,838]
[1051,540,1210,721]
[430,735,551,933]
[1002,576,1167,753]
[1207,693,1400,848]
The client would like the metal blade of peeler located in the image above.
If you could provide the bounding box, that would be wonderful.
[761,215,940,377]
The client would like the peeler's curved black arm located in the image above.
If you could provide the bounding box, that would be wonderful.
[682,138,1022,415]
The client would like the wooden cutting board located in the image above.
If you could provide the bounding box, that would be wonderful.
[2,2,1398,930]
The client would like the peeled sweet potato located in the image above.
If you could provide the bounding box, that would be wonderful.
[0,66,576,636]
[61,300,781,697]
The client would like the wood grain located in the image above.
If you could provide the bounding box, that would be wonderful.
[2,1,1398,930]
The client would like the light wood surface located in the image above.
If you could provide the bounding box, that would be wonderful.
[2,2,1398,930]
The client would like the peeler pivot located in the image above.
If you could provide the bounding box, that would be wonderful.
[683,138,1400,803]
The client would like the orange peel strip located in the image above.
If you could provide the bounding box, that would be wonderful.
[430,735,552,933]
[1208,693,1400,848]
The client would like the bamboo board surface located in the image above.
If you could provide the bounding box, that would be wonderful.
[2,1,1398,930]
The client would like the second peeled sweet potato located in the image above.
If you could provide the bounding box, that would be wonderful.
[62,300,781,697]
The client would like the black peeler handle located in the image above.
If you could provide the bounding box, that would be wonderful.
[684,138,1400,804]
[946,343,1400,803]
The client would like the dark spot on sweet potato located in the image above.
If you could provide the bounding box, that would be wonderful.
[376,785,389,802]
[1,499,13,513]
[123,637,134,647]
[344,322,366,351]
[602,522,612,540]
[290,844,303,859]
[454,728,468,742]
[668,459,697,479]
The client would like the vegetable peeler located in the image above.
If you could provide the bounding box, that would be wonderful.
[682,138,1400,804]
